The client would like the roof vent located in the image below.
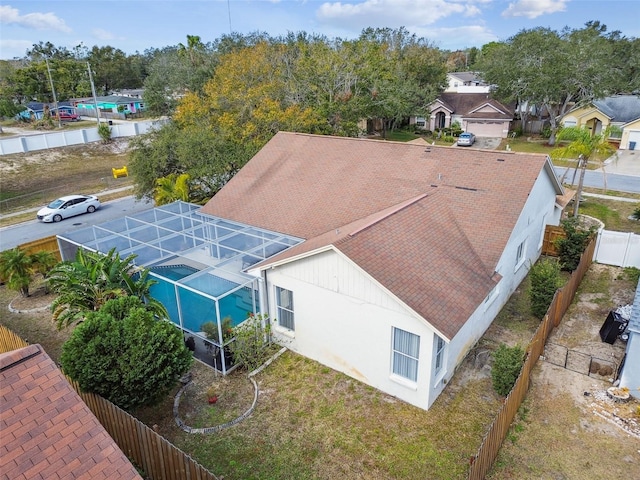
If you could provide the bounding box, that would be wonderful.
[497,158,506,162]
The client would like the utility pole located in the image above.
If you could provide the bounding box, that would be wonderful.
[573,154,586,217]
[45,58,61,128]
[87,62,101,125]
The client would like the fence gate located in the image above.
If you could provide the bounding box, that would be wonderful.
[543,342,618,378]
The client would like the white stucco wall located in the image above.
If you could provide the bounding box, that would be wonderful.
[264,250,441,411]
[619,332,640,399]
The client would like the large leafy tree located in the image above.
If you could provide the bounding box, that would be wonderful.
[60,296,193,410]
[477,23,622,145]
[87,45,144,94]
[48,247,167,329]
[129,121,257,200]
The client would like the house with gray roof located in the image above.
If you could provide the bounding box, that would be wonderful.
[560,94,640,150]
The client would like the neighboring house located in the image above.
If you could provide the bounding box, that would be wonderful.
[559,95,640,150]
[444,72,490,93]
[76,95,145,116]
[198,131,565,410]
[18,101,78,121]
[412,93,515,137]
[619,280,640,399]
[0,344,143,480]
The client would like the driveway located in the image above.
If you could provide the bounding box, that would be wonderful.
[601,149,640,176]
[454,137,502,149]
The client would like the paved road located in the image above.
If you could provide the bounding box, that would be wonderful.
[0,196,154,251]
[555,167,640,194]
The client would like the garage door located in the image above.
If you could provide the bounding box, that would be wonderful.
[628,130,640,150]
[466,121,506,137]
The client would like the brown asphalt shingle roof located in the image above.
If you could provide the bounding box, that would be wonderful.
[435,93,515,119]
[201,132,561,338]
[0,344,143,480]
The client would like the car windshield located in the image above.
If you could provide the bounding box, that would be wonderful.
[47,199,65,208]
[460,134,471,138]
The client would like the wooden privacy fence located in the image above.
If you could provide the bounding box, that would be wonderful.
[0,326,219,480]
[468,236,596,480]
[18,235,61,261]
[541,224,565,257]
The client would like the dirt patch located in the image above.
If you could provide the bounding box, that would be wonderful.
[175,362,256,430]
[0,139,132,212]
[8,282,52,312]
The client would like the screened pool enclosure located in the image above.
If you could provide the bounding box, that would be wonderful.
[56,201,303,373]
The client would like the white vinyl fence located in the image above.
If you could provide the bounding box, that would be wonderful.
[594,229,640,268]
[0,119,168,155]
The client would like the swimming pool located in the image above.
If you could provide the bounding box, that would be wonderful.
[148,264,259,332]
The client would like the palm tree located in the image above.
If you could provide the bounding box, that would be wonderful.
[551,126,615,217]
[0,248,34,297]
[49,247,168,329]
[30,250,58,278]
[154,173,191,205]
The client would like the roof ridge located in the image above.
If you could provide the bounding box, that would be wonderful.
[349,193,429,237]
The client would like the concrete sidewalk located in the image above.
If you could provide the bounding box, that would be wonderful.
[0,185,135,220]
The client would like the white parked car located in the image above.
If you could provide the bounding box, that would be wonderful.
[37,194,101,223]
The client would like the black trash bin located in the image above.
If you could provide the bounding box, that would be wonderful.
[599,310,628,344]
[108,120,113,126]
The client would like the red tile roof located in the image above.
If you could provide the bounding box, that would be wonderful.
[0,344,143,480]
[201,132,561,338]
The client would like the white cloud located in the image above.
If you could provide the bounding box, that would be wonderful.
[502,0,568,19]
[0,38,34,59]
[316,0,466,30]
[0,5,71,32]
[413,24,499,50]
[92,28,116,41]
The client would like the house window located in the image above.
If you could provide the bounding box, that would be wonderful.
[434,334,446,375]
[276,286,294,331]
[515,240,526,269]
[484,282,500,307]
[392,328,420,382]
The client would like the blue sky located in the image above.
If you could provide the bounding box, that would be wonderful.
[1,0,639,60]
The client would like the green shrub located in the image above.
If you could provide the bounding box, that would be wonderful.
[229,313,273,372]
[61,296,193,410]
[529,258,562,318]
[97,122,112,143]
[631,205,640,220]
[555,217,595,271]
[491,344,525,396]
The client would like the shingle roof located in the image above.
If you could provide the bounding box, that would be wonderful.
[592,95,640,124]
[0,344,143,480]
[201,132,560,338]
[435,93,515,119]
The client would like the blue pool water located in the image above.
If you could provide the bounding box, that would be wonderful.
[151,264,199,281]
[149,264,258,332]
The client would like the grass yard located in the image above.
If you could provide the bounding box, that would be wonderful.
[0,138,132,217]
